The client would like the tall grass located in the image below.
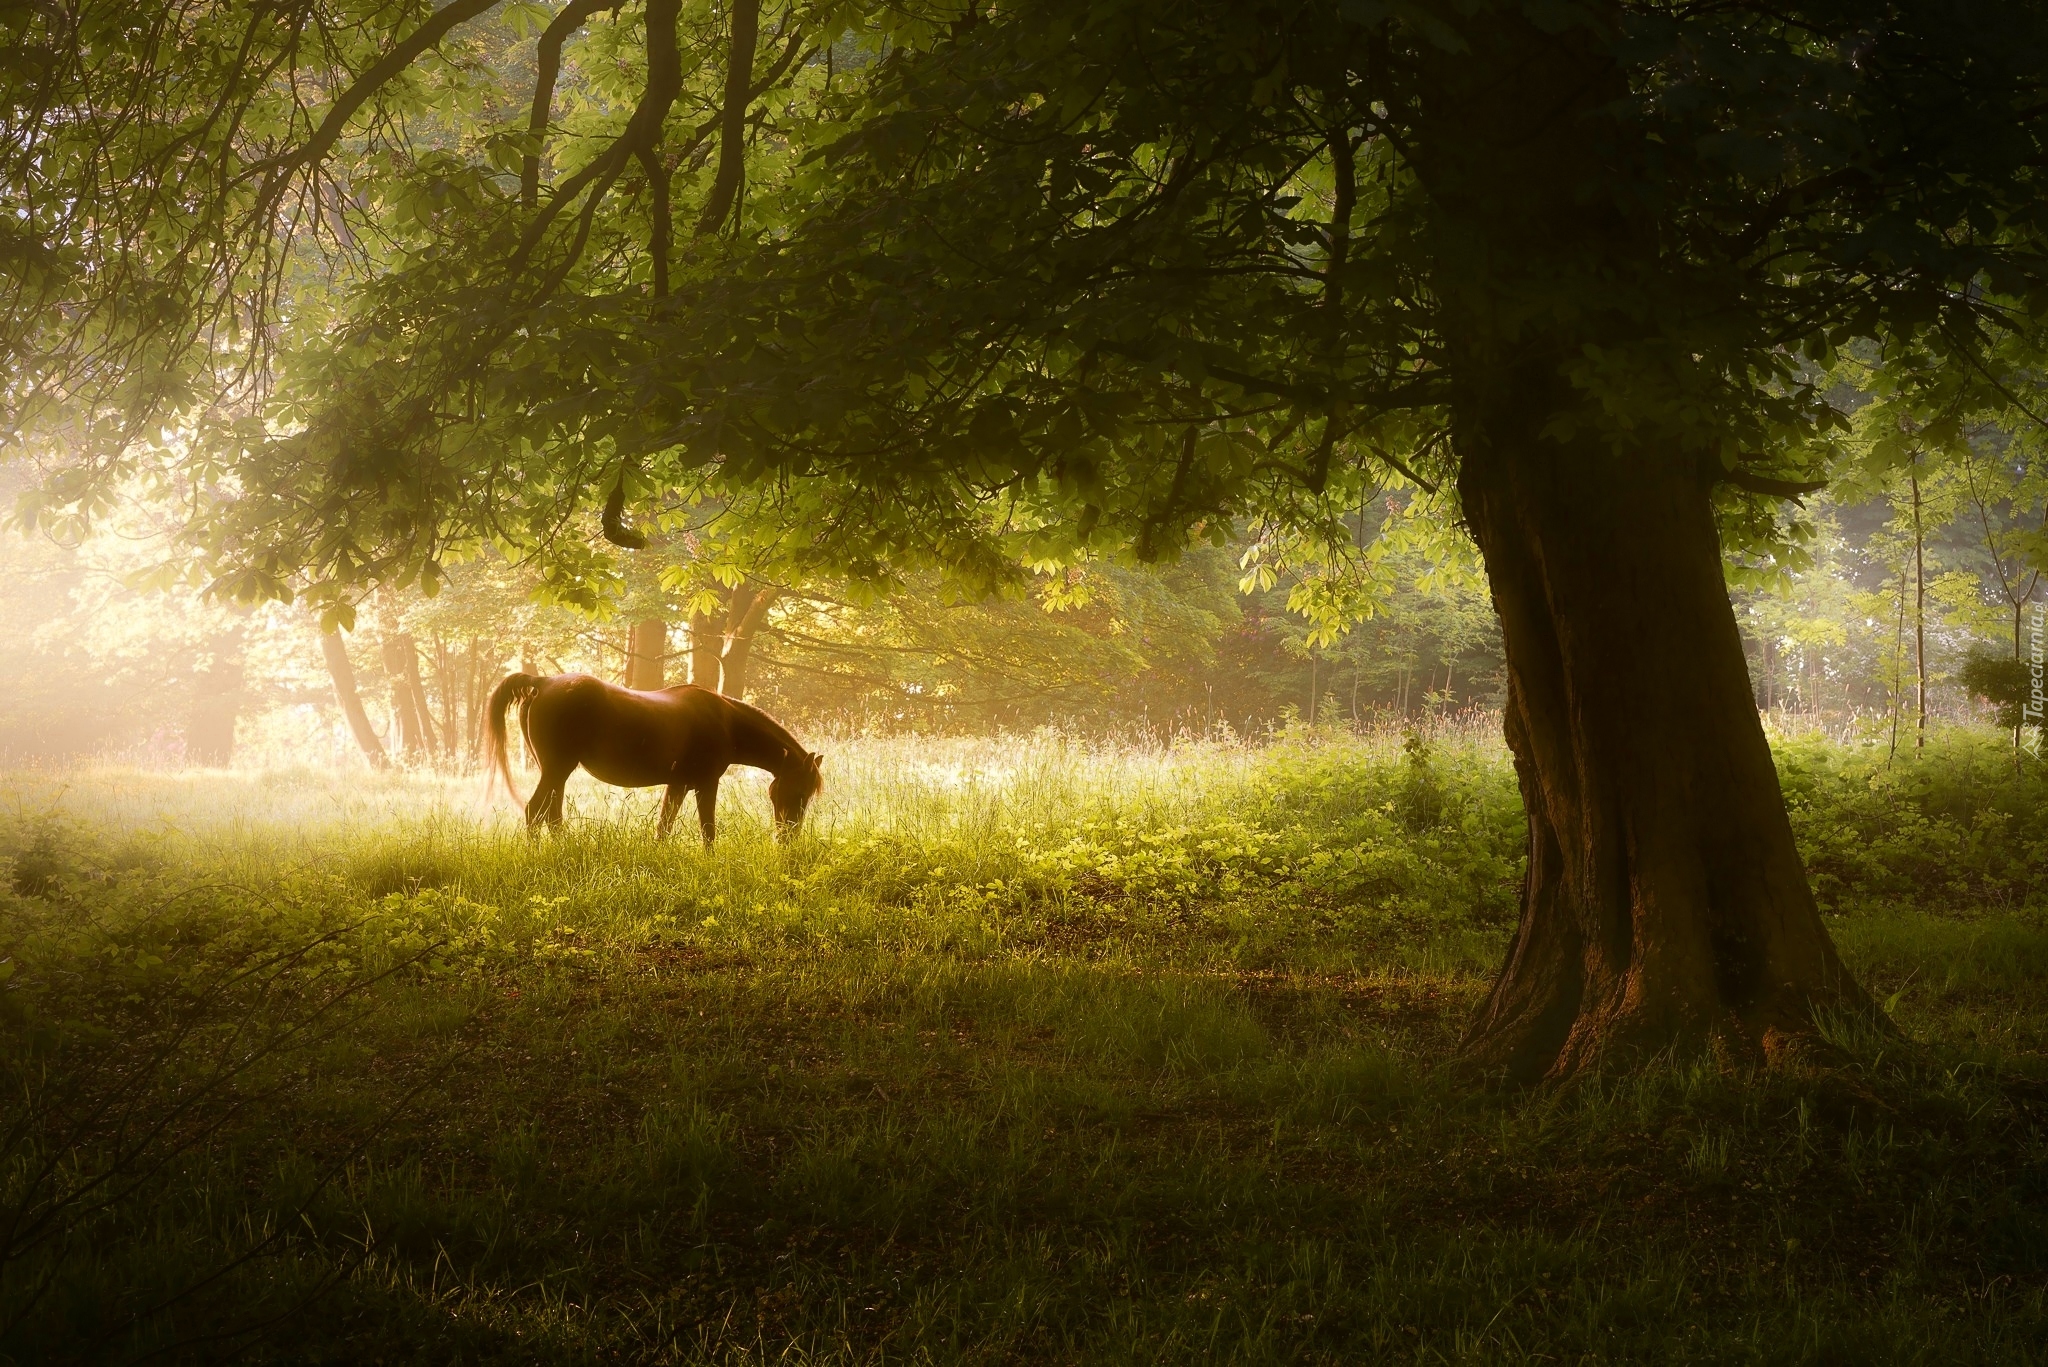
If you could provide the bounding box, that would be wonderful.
[1,726,2043,1364]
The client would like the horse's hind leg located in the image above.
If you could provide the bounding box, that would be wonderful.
[695,783,718,847]
[657,783,688,840]
[523,781,553,833]
[526,769,570,832]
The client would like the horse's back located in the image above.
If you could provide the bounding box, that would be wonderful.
[526,675,736,786]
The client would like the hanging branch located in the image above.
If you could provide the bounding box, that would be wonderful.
[602,473,650,549]
[1719,469,1829,501]
[1137,425,1200,561]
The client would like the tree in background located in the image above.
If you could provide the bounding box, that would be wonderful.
[320,629,390,769]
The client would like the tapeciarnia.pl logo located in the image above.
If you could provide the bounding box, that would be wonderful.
[2025,605,2045,759]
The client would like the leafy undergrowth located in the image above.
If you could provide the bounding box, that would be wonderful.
[1,729,2043,1364]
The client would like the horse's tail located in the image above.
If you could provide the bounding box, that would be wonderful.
[486,673,544,804]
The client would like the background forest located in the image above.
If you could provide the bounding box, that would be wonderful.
[1,449,2033,767]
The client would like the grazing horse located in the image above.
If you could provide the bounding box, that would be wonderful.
[486,673,824,843]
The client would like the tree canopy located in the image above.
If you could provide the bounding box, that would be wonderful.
[8,0,2037,616]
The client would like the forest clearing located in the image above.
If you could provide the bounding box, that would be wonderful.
[12,0,2048,1361]
[5,727,2044,1362]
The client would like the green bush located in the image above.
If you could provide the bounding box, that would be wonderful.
[1778,731,2048,913]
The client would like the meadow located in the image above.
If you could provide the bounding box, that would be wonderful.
[2,723,2045,1364]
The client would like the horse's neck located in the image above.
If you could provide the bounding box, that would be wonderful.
[729,707,799,774]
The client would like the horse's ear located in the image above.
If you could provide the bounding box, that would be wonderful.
[810,751,825,769]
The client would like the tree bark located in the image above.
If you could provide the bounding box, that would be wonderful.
[627,617,668,689]
[321,631,390,770]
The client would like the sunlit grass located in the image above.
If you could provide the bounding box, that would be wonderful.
[3,725,2043,1364]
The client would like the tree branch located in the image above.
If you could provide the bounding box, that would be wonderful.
[695,0,761,238]
[1364,441,1439,495]
[504,0,681,293]
[638,144,671,295]
[1137,425,1200,561]
[523,0,622,208]
[254,0,505,216]
[1308,120,1356,495]
[1719,470,1828,502]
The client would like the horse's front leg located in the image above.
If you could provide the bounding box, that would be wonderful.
[658,783,689,840]
[695,782,718,847]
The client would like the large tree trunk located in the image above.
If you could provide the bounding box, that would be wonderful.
[1455,377,1872,1082]
[321,631,390,770]
[1420,10,1874,1082]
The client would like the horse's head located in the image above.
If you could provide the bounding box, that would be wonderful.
[769,749,824,836]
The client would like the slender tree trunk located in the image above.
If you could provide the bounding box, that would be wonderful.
[1890,572,1907,761]
[185,633,243,767]
[2015,590,2038,758]
[627,617,668,689]
[381,632,436,760]
[689,602,725,690]
[1911,462,1927,749]
[383,637,418,756]
[467,641,498,764]
[719,586,779,698]
[322,632,390,770]
[433,636,458,761]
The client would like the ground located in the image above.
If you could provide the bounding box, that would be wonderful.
[3,725,2044,1363]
